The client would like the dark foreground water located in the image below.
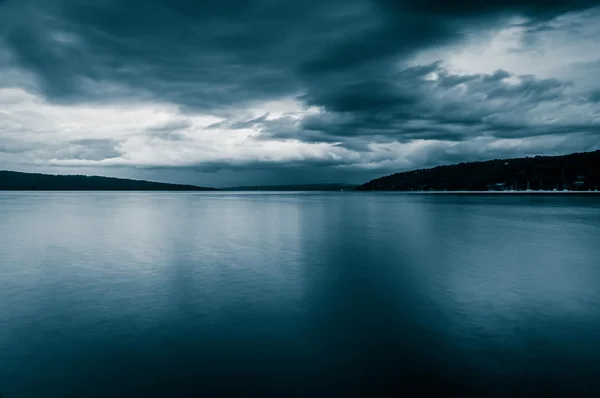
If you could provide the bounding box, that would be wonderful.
[2,192,600,397]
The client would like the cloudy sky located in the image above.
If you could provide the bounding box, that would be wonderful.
[1,0,600,187]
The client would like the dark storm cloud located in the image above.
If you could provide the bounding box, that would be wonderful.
[589,89,600,103]
[2,0,598,108]
[1,0,600,181]
[388,0,600,18]
[3,0,368,110]
[252,64,587,147]
[302,80,421,113]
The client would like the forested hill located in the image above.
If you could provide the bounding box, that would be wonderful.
[356,150,600,191]
[0,171,217,191]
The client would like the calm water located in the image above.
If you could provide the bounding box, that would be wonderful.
[1,192,600,397]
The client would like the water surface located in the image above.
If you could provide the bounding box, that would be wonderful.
[1,192,600,397]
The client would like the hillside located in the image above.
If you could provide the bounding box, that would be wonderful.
[0,171,217,191]
[356,150,600,191]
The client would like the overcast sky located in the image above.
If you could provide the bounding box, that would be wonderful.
[1,0,600,187]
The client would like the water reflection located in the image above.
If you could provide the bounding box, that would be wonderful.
[1,193,600,397]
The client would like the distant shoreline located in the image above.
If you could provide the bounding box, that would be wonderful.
[0,170,217,191]
[357,150,600,192]
[2,190,600,195]
[359,190,600,194]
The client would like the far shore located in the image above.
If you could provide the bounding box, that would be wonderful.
[371,190,600,194]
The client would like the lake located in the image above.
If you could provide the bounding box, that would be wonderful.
[1,192,600,397]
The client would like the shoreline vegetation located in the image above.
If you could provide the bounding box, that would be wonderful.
[1,150,600,192]
[356,150,600,192]
[366,191,600,194]
[0,171,217,191]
